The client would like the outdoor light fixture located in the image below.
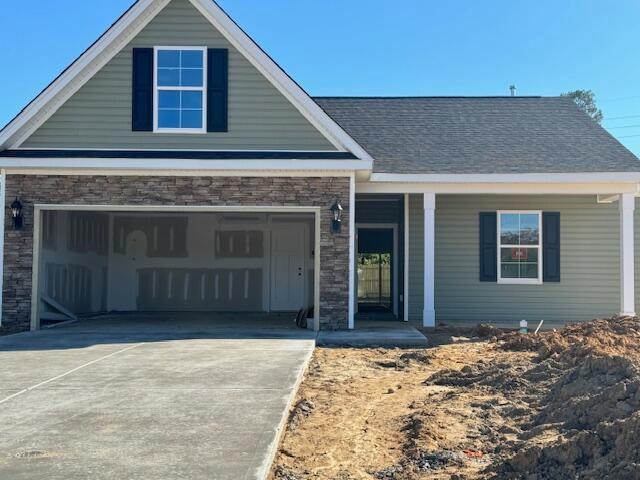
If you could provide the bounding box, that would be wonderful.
[330,199,343,233]
[10,197,23,230]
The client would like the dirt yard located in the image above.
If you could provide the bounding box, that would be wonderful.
[270,317,640,480]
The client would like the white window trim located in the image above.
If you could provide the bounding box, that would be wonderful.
[153,46,207,134]
[497,210,543,285]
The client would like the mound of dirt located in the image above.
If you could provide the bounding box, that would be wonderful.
[505,412,640,479]
[431,316,640,479]
[427,357,534,394]
[498,315,640,361]
[533,354,640,430]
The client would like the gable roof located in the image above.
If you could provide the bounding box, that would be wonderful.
[0,0,371,162]
[315,96,640,174]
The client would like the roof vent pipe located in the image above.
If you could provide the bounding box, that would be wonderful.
[509,85,517,97]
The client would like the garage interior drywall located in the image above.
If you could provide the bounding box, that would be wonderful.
[37,211,315,320]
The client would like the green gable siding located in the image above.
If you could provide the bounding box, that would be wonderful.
[22,0,335,151]
[409,194,620,326]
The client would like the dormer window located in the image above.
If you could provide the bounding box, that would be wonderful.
[153,47,207,133]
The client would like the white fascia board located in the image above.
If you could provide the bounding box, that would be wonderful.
[0,157,369,175]
[370,172,640,184]
[187,0,372,161]
[357,181,640,195]
[14,147,346,153]
[0,0,170,149]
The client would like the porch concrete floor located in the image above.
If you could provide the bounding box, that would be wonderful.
[318,321,429,347]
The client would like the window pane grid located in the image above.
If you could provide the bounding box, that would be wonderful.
[498,212,541,282]
[155,48,205,131]
[157,50,203,87]
[156,68,203,87]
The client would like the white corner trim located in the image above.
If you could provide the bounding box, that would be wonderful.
[348,174,356,329]
[30,207,42,331]
[619,193,636,316]
[313,210,321,332]
[423,192,435,327]
[370,172,640,184]
[0,0,171,149]
[185,0,372,161]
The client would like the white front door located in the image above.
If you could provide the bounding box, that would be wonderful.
[270,224,306,311]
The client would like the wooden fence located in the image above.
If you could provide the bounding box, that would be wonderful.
[357,264,391,304]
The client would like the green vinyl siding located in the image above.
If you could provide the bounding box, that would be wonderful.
[21,0,335,151]
[409,194,620,326]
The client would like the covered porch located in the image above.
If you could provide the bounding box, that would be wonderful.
[351,181,638,330]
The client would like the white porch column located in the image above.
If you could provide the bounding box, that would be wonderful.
[619,193,636,316]
[423,193,436,327]
[348,174,356,329]
[403,194,410,322]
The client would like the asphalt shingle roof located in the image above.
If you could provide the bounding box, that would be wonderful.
[314,96,640,174]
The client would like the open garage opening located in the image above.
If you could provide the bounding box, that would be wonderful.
[32,207,319,331]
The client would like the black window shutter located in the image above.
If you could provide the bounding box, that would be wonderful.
[543,212,561,282]
[207,48,228,132]
[131,48,154,132]
[479,212,498,282]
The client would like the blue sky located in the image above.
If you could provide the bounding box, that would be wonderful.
[1,0,640,155]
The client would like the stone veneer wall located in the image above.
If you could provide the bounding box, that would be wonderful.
[3,175,351,331]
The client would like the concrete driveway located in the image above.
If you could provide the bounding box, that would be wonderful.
[0,314,315,480]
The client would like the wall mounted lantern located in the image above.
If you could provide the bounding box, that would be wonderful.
[330,199,343,233]
[10,197,23,230]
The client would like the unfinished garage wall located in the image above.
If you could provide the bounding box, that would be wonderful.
[107,212,281,312]
[3,175,350,330]
[38,211,109,315]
